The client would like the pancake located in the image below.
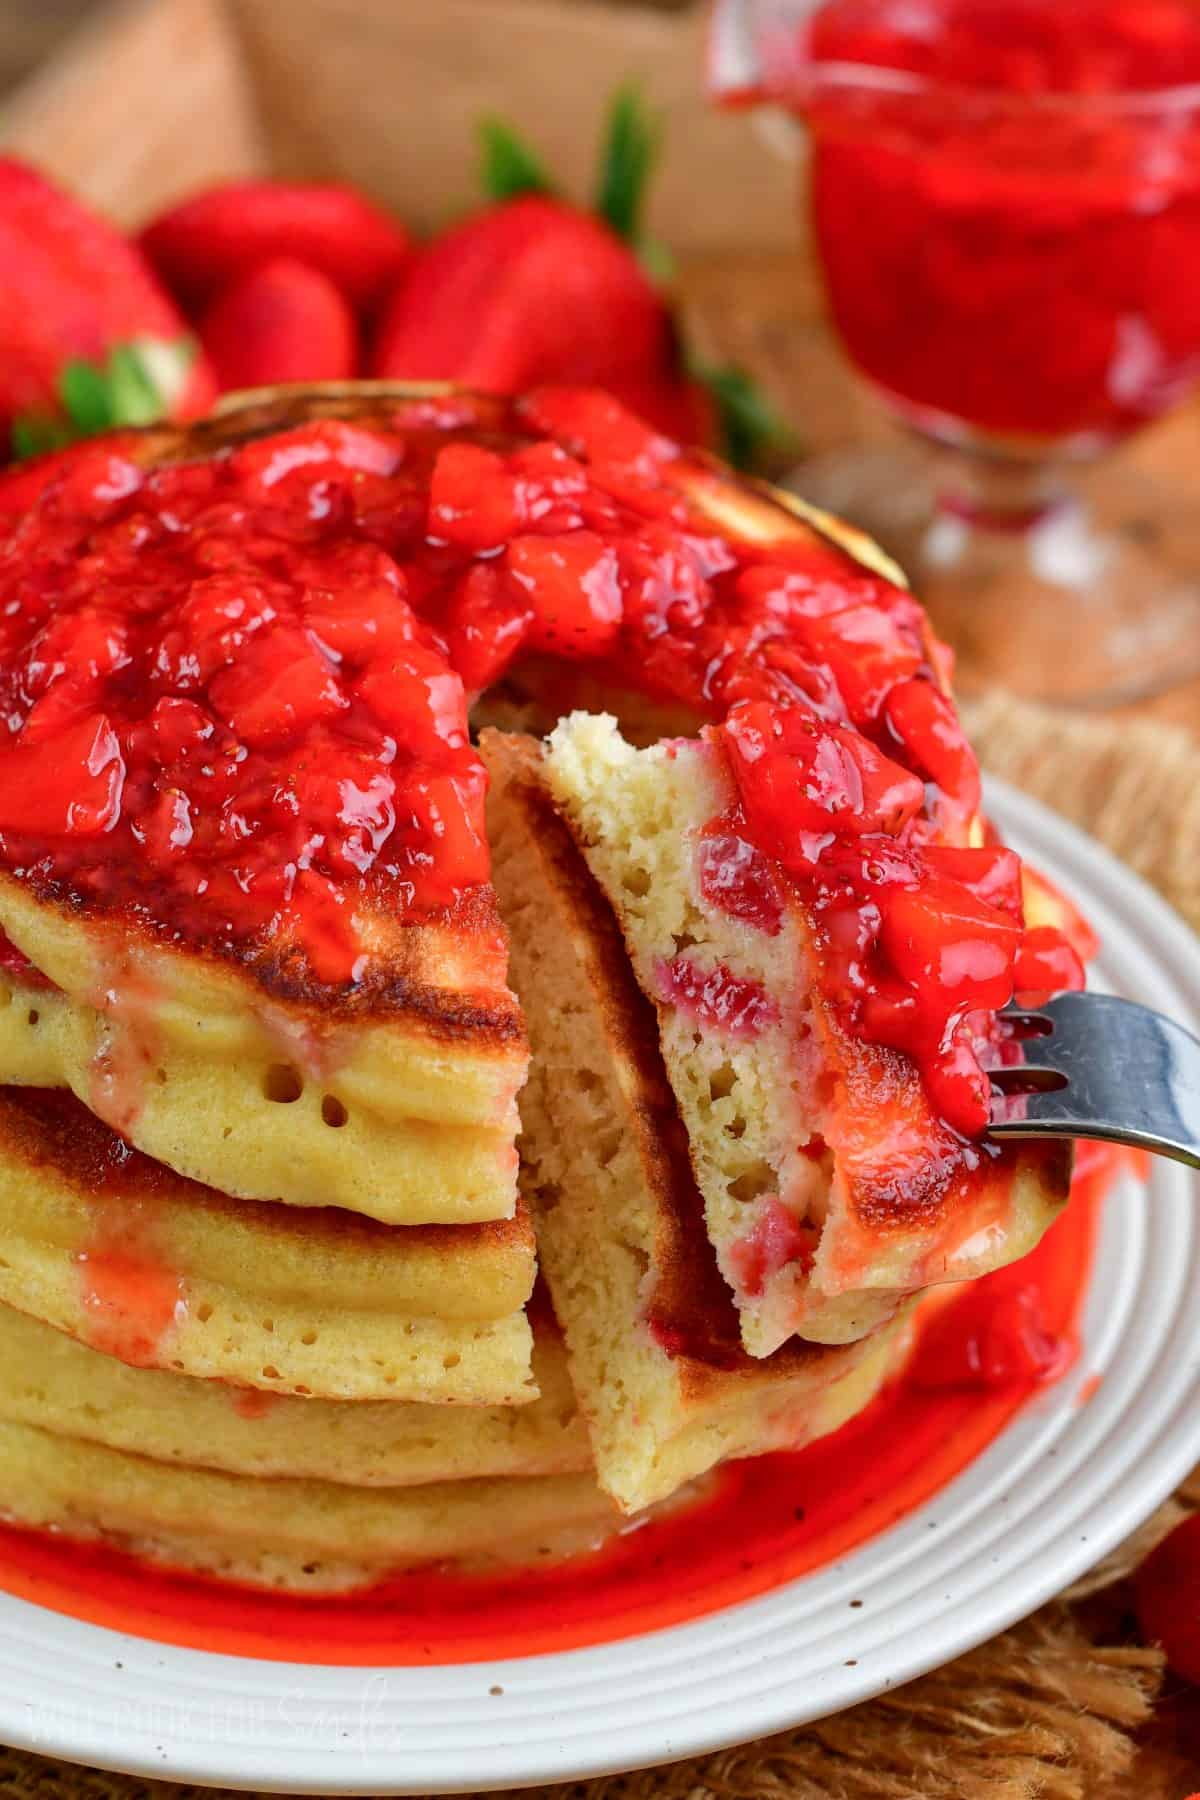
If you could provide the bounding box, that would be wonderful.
[0,387,532,1227]
[485,731,912,1515]
[0,1418,619,1594]
[0,906,524,1227]
[540,714,1071,1355]
[0,1086,536,1403]
[0,1304,589,1488]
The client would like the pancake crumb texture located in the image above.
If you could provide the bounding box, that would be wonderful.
[485,732,908,1515]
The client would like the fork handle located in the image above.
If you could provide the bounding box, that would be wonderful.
[988,991,1200,1171]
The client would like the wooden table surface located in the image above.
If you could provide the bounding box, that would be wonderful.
[0,0,94,94]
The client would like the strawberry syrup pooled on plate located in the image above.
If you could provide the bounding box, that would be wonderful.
[0,386,1077,1128]
[0,1156,1116,1665]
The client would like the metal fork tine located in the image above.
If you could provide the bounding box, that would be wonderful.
[987,991,1200,1170]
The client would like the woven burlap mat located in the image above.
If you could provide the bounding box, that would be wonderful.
[3,690,1199,1800]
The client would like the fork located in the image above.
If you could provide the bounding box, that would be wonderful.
[986,991,1200,1170]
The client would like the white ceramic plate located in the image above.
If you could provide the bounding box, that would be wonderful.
[2,778,1199,1796]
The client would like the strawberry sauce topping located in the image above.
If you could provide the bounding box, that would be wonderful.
[0,387,1078,1127]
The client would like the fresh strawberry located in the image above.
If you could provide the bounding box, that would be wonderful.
[140,181,412,313]
[0,158,214,455]
[373,193,672,392]
[199,257,358,391]
[610,370,716,446]
[371,87,792,470]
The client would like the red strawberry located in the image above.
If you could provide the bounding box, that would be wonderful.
[611,371,717,447]
[373,193,672,392]
[1135,1513,1200,1684]
[140,181,412,313]
[0,158,214,450]
[373,91,792,472]
[199,258,358,391]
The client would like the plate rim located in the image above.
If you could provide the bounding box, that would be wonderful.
[1,775,1199,1796]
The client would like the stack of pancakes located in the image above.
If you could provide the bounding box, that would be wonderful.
[0,973,619,1590]
[0,385,1071,1592]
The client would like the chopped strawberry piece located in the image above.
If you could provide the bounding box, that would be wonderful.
[1013,925,1086,1005]
[922,1032,995,1137]
[518,386,678,473]
[198,257,358,391]
[140,181,412,312]
[45,447,144,522]
[695,821,785,935]
[429,443,528,551]
[357,643,470,761]
[791,599,924,725]
[507,531,622,658]
[208,627,346,747]
[141,787,195,864]
[0,713,124,836]
[398,760,490,903]
[885,675,982,818]
[0,435,144,520]
[176,574,279,680]
[924,845,1024,920]
[734,563,873,620]
[655,954,780,1039]
[148,697,216,762]
[438,564,534,694]
[231,420,403,494]
[728,1196,815,1297]
[722,699,925,870]
[300,550,413,664]
[24,607,130,697]
[879,876,1021,1022]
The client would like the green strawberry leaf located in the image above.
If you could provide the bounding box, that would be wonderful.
[636,237,676,287]
[594,84,660,246]
[9,414,73,461]
[479,117,557,203]
[9,338,196,461]
[691,359,801,472]
[59,358,117,434]
[107,343,170,425]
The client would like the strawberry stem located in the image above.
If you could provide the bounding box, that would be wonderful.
[594,84,660,246]
[9,339,194,461]
[479,118,556,203]
[690,359,801,472]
